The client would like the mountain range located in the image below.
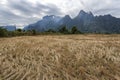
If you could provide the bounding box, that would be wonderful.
[0,25,16,31]
[25,10,120,33]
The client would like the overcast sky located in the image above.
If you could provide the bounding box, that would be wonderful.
[0,0,120,28]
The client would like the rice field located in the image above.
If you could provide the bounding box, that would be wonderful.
[0,34,120,80]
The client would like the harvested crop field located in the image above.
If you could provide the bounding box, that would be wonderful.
[0,35,120,80]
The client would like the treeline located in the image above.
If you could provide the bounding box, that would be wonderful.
[46,26,82,34]
[0,28,37,37]
[0,26,82,37]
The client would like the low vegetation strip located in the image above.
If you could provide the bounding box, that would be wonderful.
[0,35,120,80]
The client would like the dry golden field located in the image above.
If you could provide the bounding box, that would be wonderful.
[0,34,120,80]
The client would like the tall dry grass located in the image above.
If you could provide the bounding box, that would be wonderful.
[0,35,120,80]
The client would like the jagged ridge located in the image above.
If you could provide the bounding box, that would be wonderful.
[24,10,120,33]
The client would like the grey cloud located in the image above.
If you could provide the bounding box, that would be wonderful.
[7,0,62,16]
[0,0,63,26]
[79,0,120,17]
[94,8,119,14]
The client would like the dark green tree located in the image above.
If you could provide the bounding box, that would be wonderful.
[0,27,8,37]
[71,26,81,34]
[32,29,37,35]
[46,29,56,33]
[58,26,69,34]
[16,29,22,32]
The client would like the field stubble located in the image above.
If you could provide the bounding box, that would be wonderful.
[0,34,120,80]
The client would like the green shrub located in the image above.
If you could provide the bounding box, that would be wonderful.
[0,27,8,37]
[71,26,82,34]
[58,26,69,34]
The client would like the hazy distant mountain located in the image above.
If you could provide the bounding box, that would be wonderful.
[0,25,16,31]
[24,10,120,33]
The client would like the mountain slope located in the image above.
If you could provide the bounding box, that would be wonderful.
[25,15,62,32]
[24,10,120,33]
